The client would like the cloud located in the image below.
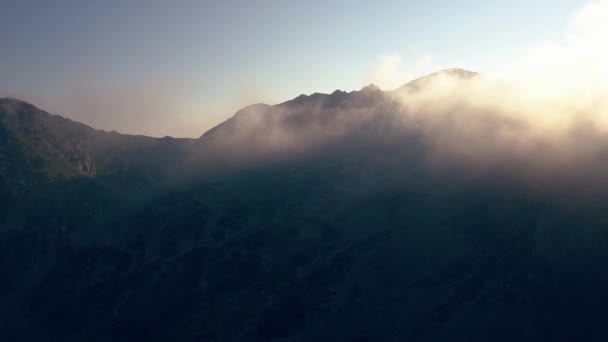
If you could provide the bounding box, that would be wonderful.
[201,0,608,200]
[495,0,608,99]
[366,54,403,89]
[366,53,435,90]
[381,1,608,197]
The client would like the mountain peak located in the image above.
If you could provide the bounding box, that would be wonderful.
[0,97,37,112]
[394,68,479,93]
[433,68,478,78]
[410,68,478,84]
[361,84,382,93]
[0,97,27,104]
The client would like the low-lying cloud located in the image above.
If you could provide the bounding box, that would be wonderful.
[383,1,608,195]
[199,1,608,200]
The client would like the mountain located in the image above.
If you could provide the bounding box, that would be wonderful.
[1,98,198,179]
[3,70,608,341]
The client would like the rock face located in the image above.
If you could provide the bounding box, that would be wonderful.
[0,98,97,178]
[0,98,200,195]
[3,71,608,341]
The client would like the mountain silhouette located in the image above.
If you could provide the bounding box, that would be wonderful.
[2,70,608,341]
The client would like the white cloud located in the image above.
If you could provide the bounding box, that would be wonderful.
[366,53,436,90]
[366,53,403,89]
[494,0,608,98]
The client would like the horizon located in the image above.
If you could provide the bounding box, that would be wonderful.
[1,0,594,137]
[1,67,476,138]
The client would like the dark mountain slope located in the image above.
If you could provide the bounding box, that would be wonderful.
[0,98,198,195]
[4,70,608,341]
[6,163,608,342]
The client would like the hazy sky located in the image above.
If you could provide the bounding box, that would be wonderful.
[0,0,585,137]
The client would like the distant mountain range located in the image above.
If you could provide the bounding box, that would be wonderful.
[2,69,608,342]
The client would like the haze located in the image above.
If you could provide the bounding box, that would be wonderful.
[0,0,588,137]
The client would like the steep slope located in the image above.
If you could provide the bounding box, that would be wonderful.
[0,98,199,195]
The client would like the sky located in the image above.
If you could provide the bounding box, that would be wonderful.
[0,0,588,137]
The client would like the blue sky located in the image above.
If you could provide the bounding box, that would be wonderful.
[0,0,585,137]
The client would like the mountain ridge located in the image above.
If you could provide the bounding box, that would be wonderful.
[2,69,463,186]
[2,68,479,142]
